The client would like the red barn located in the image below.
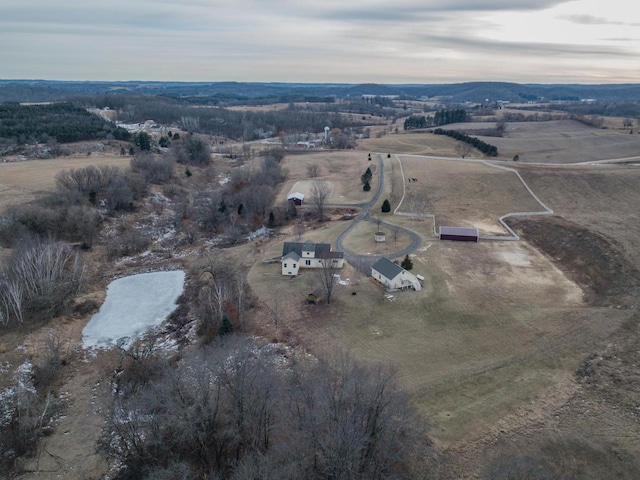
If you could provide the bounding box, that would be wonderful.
[439,226,478,242]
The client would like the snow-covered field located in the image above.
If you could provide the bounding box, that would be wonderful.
[82,271,185,349]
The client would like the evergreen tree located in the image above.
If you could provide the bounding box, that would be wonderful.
[219,315,234,336]
[381,199,391,212]
[363,180,371,192]
[401,254,413,271]
[268,211,275,228]
[135,131,151,151]
[361,167,373,184]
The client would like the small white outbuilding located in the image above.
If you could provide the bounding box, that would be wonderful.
[371,257,421,291]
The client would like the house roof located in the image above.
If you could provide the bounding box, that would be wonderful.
[287,192,305,200]
[318,251,344,259]
[282,251,300,262]
[371,257,404,280]
[282,241,333,257]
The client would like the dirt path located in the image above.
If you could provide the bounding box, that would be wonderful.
[20,351,112,479]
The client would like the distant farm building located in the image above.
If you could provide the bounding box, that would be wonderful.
[439,226,479,242]
[371,257,421,291]
[281,241,344,276]
[287,192,305,205]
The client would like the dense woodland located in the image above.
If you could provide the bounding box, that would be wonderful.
[101,337,433,479]
[0,103,130,144]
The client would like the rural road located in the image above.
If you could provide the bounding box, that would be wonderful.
[334,154,421,274]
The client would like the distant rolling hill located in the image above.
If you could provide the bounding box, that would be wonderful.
[1,79,640,103]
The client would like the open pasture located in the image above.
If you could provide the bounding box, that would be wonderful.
[356,132,460,156]
[484,119,640,163]
[397,156,544,234]
[517,163,640,269]
[360,120,640,164]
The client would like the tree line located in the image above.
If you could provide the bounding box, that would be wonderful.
[433,128,499,156]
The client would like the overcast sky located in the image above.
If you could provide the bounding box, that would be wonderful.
[2,0,638,84]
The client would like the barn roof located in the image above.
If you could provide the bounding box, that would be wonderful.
[287,192,305,200]
[439,226,478,237]
[371,257,404,280]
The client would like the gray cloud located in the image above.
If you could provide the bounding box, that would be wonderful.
[558,14,639,26]
[0,0,638,83]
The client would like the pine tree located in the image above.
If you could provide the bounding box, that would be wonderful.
[219,315,234,336]
[381,199,391,212]
[363,180,371,192]
[401,254,413,271]
[268,211,275,228]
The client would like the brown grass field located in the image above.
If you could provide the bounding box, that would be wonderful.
[276,150,376,205]
[397,156,545,234]
[3,120,640,478]
[0,154,133,215]
[357,119,640,165]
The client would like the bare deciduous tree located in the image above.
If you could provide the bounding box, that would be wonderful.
[455,141,473,159]
[0,239,84,327]
[306,163,320,178]
[310,181,331,222]
[316,256,340,305]
[293,220,305,242]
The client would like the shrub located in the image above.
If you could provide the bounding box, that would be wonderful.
[0,239,84,327]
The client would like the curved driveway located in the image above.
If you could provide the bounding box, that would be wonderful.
[334,154,421,274]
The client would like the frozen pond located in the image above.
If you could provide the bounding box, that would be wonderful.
[82,270,185,349]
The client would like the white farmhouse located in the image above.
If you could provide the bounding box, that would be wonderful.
[371,257,421,291]
[281,241,344,276]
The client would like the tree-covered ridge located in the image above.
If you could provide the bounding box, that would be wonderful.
[83,95,362,141]
[0,102,130,144]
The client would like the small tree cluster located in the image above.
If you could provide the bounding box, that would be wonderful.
[172,134,211,166]
[133,131,152,151]
[433,108,468,126]
[130,153,175,184]
[404,115,428,130]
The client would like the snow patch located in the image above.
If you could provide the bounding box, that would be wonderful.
[248,226,271,240]
[82,271,185,349]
